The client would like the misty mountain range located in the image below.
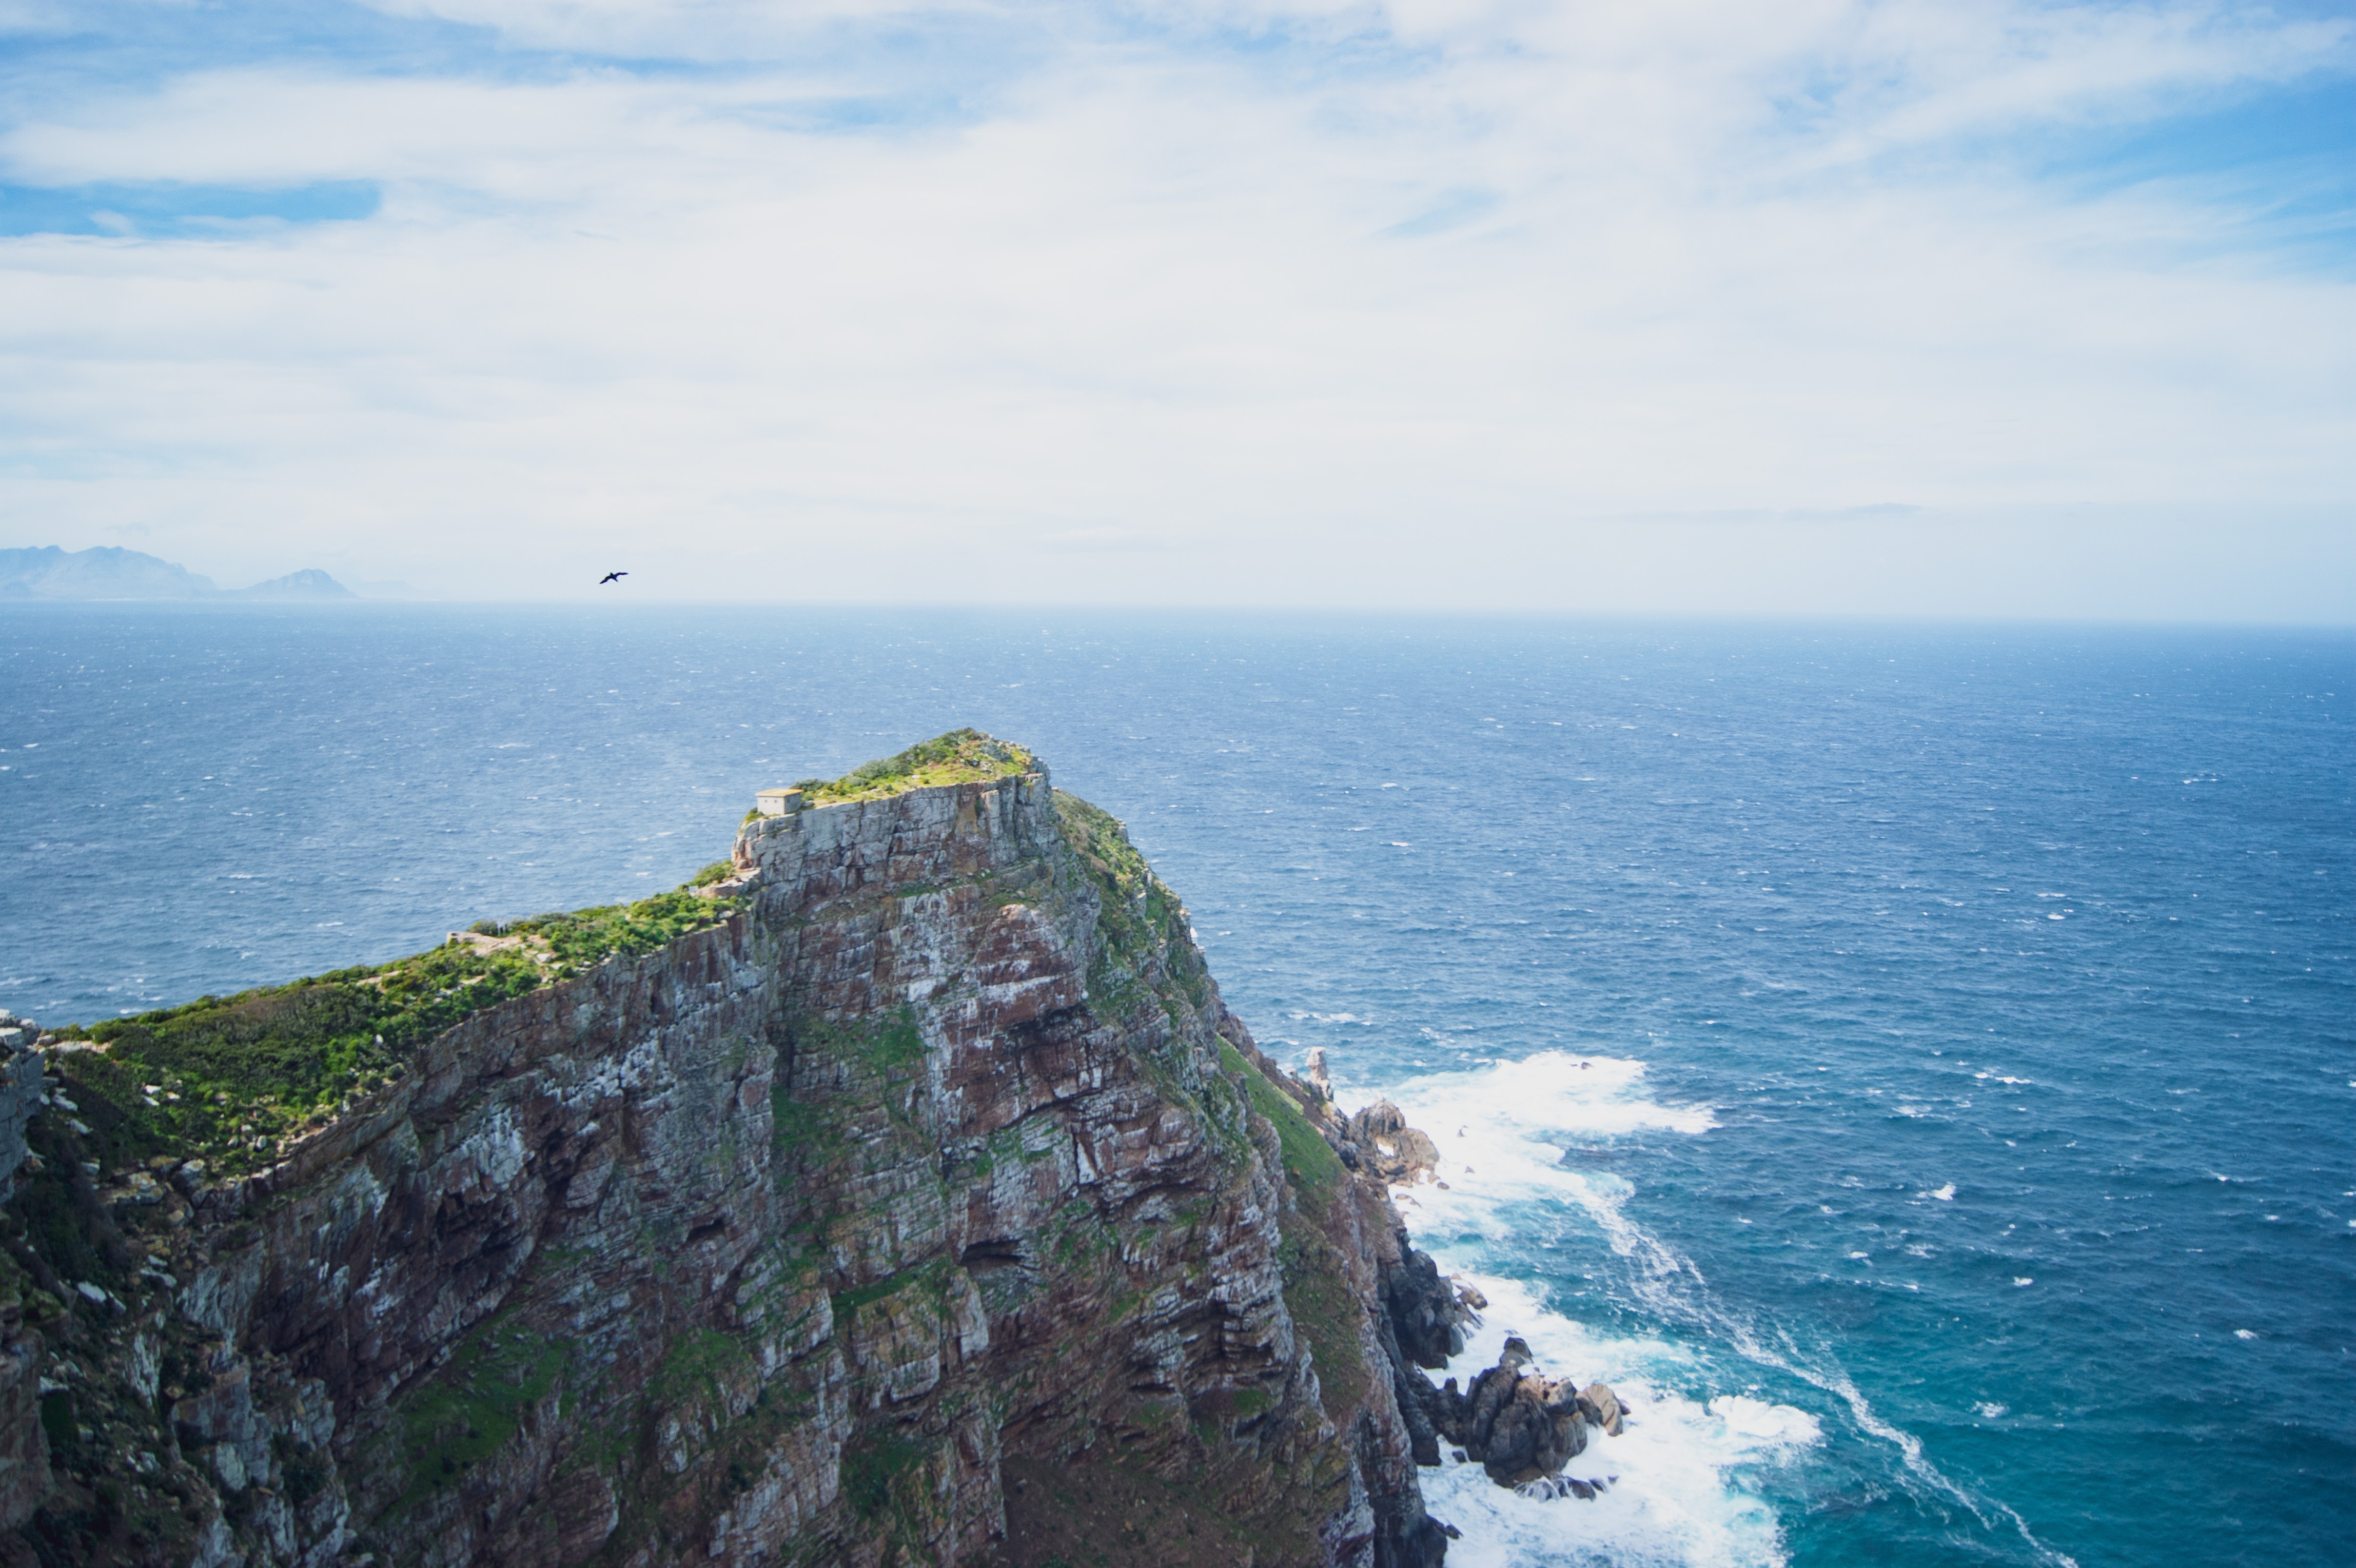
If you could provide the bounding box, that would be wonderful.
[0,546,355,601]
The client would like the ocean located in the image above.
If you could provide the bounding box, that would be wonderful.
[2,603,2349,1567]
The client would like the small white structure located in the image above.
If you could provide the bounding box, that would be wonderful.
[754,787,806,817]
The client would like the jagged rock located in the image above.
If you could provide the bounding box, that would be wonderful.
[1515,1474,1609,1501]
[1347,1102,1443,1184]
[1405,1341,1620,1491]
[1577,1381,1627,1437]
[1471,1370,1584,1486]
[1382,1242,1471,1369]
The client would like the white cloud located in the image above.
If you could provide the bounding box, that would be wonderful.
[0,1,2348,616]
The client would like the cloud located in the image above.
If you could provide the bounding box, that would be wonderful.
[0,0,2348,617]
[1039,526,1186,553]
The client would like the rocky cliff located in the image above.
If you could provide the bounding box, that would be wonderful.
[0,732,1466,1567]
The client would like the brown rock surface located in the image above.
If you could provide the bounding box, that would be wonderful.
[0,739,1455,1567]
[1577,1382,1626,1438]
[1340,1103,1442,1186]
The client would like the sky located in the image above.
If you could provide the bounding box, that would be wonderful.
[1,0,2351,618]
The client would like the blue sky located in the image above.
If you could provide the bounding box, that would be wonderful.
[1,0,2350,615]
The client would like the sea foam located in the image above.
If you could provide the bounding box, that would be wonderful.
[1371,1054,1810,1566]
[1366,1049,2076,1567]
[1415,1273,1813,1568]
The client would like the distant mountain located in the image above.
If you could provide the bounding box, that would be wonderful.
[233,569,355,600]
[0,546,356,601]
[0,545,216,599]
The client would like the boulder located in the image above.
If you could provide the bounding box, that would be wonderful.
[1409,1338,1589,1487]
[1470,1368,1586,1486]
[1577,1381,1626,1437]
[1346,1100,1443,1183]
[1403,1343,1628,1491]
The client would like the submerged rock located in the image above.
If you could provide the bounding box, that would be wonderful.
[1515,1473,1614,1502]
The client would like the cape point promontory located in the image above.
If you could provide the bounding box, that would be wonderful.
[0,731,1625,1567]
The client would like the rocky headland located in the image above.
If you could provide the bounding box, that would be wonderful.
[0,731,1621,1566]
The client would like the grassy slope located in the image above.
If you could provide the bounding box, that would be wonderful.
[50,868,744,1177]
[782,729,1035,808]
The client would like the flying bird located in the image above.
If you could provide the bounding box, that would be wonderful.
[599,571,627,585]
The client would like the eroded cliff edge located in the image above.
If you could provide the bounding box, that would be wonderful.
[0,735,1465,1568]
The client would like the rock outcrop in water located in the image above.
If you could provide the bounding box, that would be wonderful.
[0,735,1460,1567]
[1399,1335,1627,1496]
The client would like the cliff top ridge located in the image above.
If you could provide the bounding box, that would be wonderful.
[768,727,1035,811]
[37,729,1035,1180]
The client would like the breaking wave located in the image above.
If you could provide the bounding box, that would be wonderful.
[1365,1052,2075,1568]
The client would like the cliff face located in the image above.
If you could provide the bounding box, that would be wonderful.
[0,745,1452,1567]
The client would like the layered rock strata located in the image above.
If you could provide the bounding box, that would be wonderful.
[0,742,1460,1567]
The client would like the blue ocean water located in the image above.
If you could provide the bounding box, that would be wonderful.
[2,604,2349,1567]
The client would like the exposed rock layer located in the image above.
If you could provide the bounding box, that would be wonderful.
[0,752,1458,1566]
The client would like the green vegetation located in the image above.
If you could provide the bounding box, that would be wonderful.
[1219,1044,1370,1420]
[1222,1043,1344,1216]
[647,1328,755,1410]
[858,1007,927,1074]
[1280,1225,1371,1422]
[9,1093,140,1292]
[768,1007,928,1190]
[839,1428,927,1521]
[791,728,1033,807]
[51,877,744,1176]
[830,1258,948,1324]
[769,1078,840,1168]
[1055,788,1209,1009]
[388,1321,567,1510]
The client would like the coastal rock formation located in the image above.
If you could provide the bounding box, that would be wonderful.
[0,734,1455,1567]
[1513,1474,1612,1502]
[1334,1104,1440,1187]
[1404,1338,1625,1492]
[1381,1248,1469,1372]
[1577,1382,1625,1439]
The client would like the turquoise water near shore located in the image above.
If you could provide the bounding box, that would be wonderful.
[3,604,2349,1566]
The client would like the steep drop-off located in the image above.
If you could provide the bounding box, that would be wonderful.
[0,733,1468,1567]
